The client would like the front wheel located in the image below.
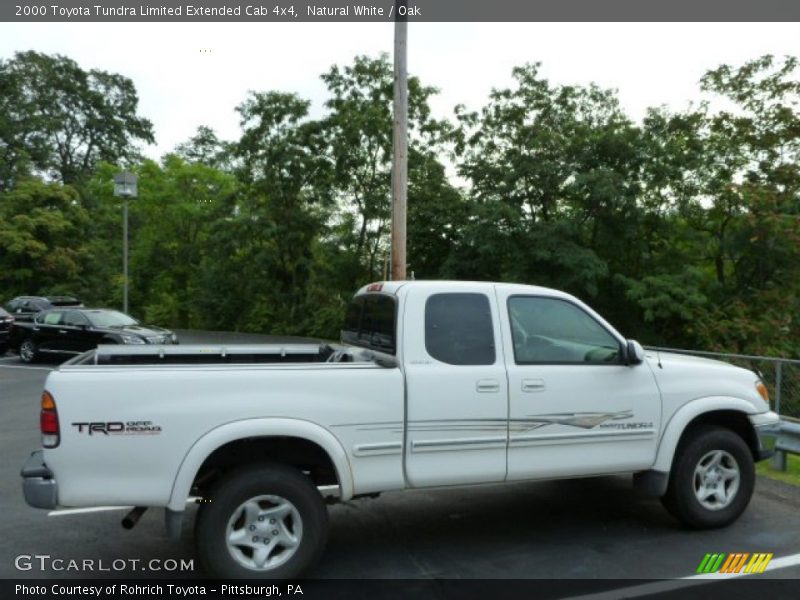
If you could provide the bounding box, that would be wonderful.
[195,463,329,579]
[19,338,38,363]
[661,425,754,529]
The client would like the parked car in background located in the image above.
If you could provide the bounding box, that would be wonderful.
[10,308,178,363]
[0,307,13,354]
[4,296,83,322]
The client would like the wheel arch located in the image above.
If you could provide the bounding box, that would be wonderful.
[168,418,354,511]
[653,397,760,473]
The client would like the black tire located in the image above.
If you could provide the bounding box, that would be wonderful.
[195,463,329,579]
[661,425,754,529]
[19,338,38,363]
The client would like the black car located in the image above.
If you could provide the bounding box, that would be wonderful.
[0,307,13,354]
[4,295,83,322]
[12,308,179,363]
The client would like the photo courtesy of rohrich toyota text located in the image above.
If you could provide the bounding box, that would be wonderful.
[2,1,800,599]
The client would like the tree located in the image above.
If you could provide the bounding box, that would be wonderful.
[0,178,89,295]
[0,51,154,187]
[194,92,333,334]
[174,126,233,170]
[320,54,450,286]
[452,63,643,314]
[619,56,800,354]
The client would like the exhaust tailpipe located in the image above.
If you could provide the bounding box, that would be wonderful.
[122,506,147,529]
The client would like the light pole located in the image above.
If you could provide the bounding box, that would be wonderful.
[113,171,138,314]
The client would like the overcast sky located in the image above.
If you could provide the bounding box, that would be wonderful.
[1,22,799,159]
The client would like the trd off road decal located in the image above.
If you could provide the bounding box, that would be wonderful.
[71,421,162,435]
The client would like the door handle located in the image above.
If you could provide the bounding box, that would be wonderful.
[476,379,500,393]
[58,330,67,334]
[522,378,546,392]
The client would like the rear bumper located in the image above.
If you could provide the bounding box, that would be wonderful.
[750,411,781,461]
[21,450,58,509]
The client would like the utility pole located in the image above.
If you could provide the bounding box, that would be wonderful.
[391,0,408,281]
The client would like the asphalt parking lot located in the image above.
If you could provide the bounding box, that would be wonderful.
[2,335,800,594]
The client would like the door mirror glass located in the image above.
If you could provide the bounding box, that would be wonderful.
[626,340,645,365]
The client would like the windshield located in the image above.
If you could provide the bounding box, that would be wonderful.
[85,310,138,328]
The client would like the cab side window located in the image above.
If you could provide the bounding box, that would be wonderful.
[509,296,621,364]
[63,311,89,327]
[425,293,495,365]
[39,311,64,326]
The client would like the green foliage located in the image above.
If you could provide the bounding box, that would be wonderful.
[2,51,800,357]
[319,54,451,287]
[0,178,88,295]
[0,51,154,188]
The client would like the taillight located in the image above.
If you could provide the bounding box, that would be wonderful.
[40,391,60,448]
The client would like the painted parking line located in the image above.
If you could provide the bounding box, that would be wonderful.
[564,551,800,599]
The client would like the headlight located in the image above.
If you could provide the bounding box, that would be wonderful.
[120,334,146,345]
[170,333,177,343]
[755,381,770,405]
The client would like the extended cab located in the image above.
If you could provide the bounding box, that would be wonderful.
[21,281,781,578]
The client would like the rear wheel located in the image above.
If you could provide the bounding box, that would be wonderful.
[195,463,329,579]
[661,425,754,529]
[19,338,38,363]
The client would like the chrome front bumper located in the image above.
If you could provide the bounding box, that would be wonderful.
[750,411,781,461]
[21,450,58,509]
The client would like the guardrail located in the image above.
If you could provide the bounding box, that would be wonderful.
[646,346,800,472]
[774,421,800,472]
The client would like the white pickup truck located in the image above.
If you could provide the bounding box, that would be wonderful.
[22,281,781,578]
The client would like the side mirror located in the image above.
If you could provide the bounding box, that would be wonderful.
[626,340,645,366]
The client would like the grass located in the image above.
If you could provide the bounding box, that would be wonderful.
[756,452,800,487]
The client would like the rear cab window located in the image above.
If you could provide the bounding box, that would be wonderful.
[341,293,397,355]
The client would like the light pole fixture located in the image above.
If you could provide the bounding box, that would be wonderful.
[113,171,138,314]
